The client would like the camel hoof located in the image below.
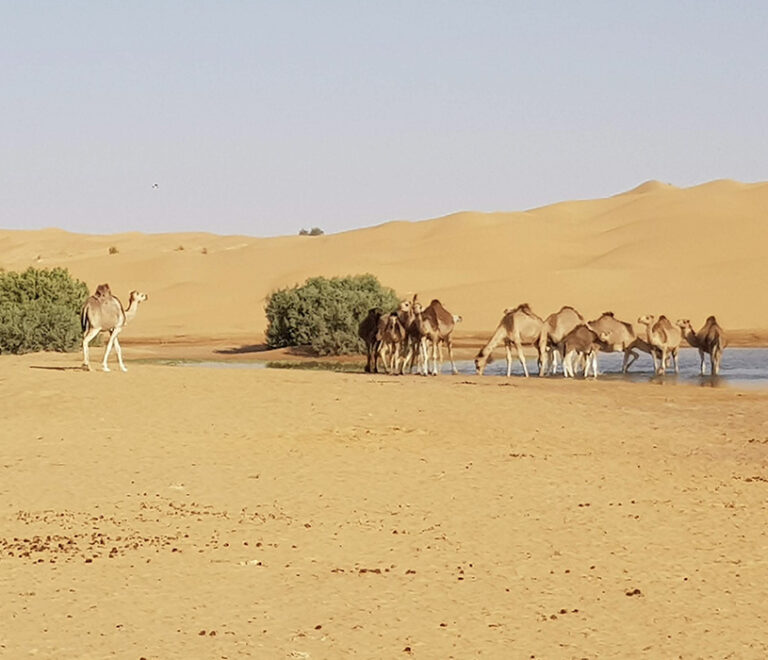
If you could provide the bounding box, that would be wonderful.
[82,364,91,372]
[120,366,128,372]
[102,366,111,372]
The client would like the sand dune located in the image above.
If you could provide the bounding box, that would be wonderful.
[2,179,766,342]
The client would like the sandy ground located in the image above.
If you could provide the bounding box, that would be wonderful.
[2,352,768,659]
[2,179,768,343]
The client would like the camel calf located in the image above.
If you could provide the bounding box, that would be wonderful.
[558,324,610,379]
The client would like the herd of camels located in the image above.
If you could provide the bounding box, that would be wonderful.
[358,296,727,379]
[78,284,726,378]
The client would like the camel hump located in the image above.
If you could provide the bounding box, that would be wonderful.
[706,315,718,324]
[94,283,112,300]
[601,311,614,317]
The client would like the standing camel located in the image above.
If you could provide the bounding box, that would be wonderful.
[538,305,585,376]
[678,316,727,376]
[559,324,611,379]
[637,314,683,375]
[376,312,407,374]
[474,304,544,377]
[409,297,459,376]
[81,284,148,372]
[358,308,384,373]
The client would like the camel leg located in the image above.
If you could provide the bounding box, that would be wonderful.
[505,343,513,377]
[113,333,127,372]
[431,340,439,376]
[551,348,560,375]
[435,341,444,375]
[658,348,667,375]
[82,327,100,370]
[516,343,529,378]
[564,350,574,378]
[622,349,639,373]
[712,348,721,376]
[446,338,458,375]
[102,330,119,372]
[589,351,599,378]
[699,348,706,376]
[672,348,679,374]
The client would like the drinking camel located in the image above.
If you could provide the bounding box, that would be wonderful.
[474,304,544,377]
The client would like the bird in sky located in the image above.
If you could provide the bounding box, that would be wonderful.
[152,183,159,189]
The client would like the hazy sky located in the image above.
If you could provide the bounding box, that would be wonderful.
[2,2,767,236]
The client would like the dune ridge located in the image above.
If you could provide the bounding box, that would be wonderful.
[1,179,767,341]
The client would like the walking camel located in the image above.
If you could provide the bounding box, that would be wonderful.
[637,314,683,375]
[678,316,727,376]
[475,304,544,377]
[587,312,654,373]
[81,284,148,372]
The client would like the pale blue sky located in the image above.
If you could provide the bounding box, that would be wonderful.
[2,2,767,236]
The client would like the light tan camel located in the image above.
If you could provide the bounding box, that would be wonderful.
[558,324,610,379]
[538,305,585,376]
[358,308,384,373]
[474,304,544,377]
[396,297,420,374]
[637,314,682,375]
[81,284,148,372]
[376,312,407,375]
[587,312,653,373]
[409,298,459,376]
[678,316,727,376]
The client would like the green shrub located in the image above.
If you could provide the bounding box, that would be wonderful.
[265,274,399,355]
[0,267,89,354]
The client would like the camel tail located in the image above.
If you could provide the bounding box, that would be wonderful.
[81,306,90,334]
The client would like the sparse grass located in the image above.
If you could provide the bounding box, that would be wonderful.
[175,245,185,251]
[201,247,208,255]
[108,246,119,255]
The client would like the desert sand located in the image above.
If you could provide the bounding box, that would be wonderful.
[1,179,768,343]
[2,181,768,658]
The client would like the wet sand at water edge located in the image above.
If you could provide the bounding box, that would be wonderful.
[2,352,768,658]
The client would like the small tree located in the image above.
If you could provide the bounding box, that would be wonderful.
[298,227,324,236]
[265,274,399,355]
[0,267,89,354]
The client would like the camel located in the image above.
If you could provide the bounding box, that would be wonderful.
[637,314,683,375]
[587,312,655,373]
[678,316,727,376]
[81,284,148,372]
[558,324,611,379]
[376,312,407,375]
[408,297,459,376]
[537,305,585,376]
[474,304,544,377]
[396,297,421,374]
[358,308,383,373]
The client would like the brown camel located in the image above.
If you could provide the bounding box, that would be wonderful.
[558,324,611,379]
[358,308,383,373]
[678,316,727,376]
[587,312,654,373]
[474,303,544,377]
[410,298,459,376]
[538,305,585,376]
[376,312,407,375]
[81,284,148,372]
[637,314,683,375]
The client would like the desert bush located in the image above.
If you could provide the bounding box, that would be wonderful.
[0,267,89,354]
[108,246,119,255]
[265,274,399,355]
[298,227,324,236]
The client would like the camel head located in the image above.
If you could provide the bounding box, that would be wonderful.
[474,350,493,375]
[413,301,423,315]
[398,299,412,314]
[637,314,655,327]
[676,318,695,334]
[452,314,463,323]
[129,290,148,305]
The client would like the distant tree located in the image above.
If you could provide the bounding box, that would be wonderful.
[0,267,89,354]
[298,227,324,236]
[265,274,399,355]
